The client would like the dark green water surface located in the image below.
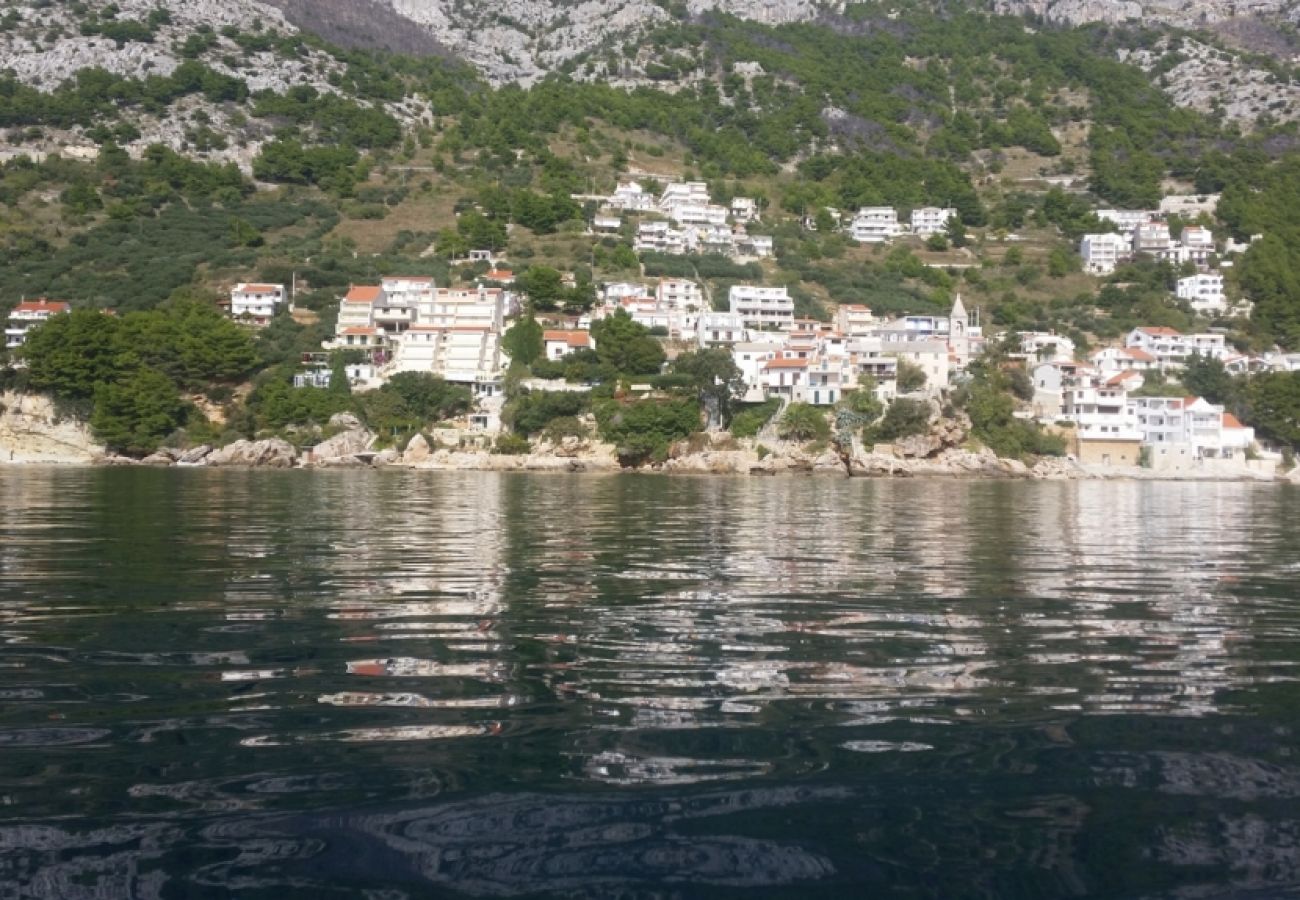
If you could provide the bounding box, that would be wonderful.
[2,468,1299,898]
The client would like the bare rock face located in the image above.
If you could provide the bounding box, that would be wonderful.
[310,428,374,463]
[177,445,213,465]
[205,438,298,468]
[0,392,103,464]
[402,433,432,465]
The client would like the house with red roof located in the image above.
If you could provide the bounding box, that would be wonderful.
[229,283,287,326]
[542,330,593,362]
[5,299,71,349]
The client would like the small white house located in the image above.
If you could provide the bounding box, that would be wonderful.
[5,299,71,349]
[910,207,955,236]
[230,283,287,326]
[1176,273,1226,315]
[849,207,903,244]
[1080,233,1130,275]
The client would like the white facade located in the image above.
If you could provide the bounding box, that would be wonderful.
[1176,273,1226,315]
[728,285,794,330]
[1126,327,1228,367]
[229,283,286,325]
[1130,396,1254,461]
[5,299,70,349]
[608,181,656,212]
[909,207,955,236]
[656,279,703,310]
[1096,209,1157,232]
[835,304,875,336]
[849,207,903,243]
[697,311,748,348]
[1080,233,1130,275]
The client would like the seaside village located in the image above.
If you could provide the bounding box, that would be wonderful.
[6,177,1299,476]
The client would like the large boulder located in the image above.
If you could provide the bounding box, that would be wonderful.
[177,445,212,465]
[402,433,432,465]
[328,412,364,431]
[206,439,298,468]
[310,427,373,463]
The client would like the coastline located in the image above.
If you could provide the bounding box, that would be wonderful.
[2,441,1293,484]
[3,391,1294,483]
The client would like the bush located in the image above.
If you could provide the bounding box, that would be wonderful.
[595,397,700,465]
[778,403,830,442]
[504,390,590,437]
[729,398,781,438]
[866,398,932,443]
[493,433,531,455]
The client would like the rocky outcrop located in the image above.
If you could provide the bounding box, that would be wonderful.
[402,433,433,465]
[0,392,103,464]
[308,426,374,465]
[204,438,298,468]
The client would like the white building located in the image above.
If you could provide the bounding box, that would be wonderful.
[835,304,875,336]
[697,311,748,348]
[728,285,794,330]
[608,181,657,212]
[730,197,759,223]
[1130,395,1254,462]
[656,279,703,310]
[1013,331,1076,363]
[1179,226,1215,266]
[229,283,286,326]
[5,299,70,349]
[1125,327,1228,368]
[1176,273,1226,315]
[909,207,955,236]
[1096,209,1158,232]
[1080,233,1130,275]
[848,207,903,244]
[1132,221,1174,259]
[542,330,593,361]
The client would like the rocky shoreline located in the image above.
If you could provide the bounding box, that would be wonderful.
[2,392,1295,483]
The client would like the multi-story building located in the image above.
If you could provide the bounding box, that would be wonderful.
[1132,221,1174,260]
[1080,232,1130,275]
[5,299,70,349]
[1125,327,1228,368]
[1178,226,1215,266]
[848,207,903,243]
[697,311,748,348]
[229,283,286,326]
[835,304,875,336]
[656,279,703,310]
[1095,209,1158,232]
[909,207,956,236]
[728,285,794,330]
[608,181,657,212]
[1176,273,1226,315]
[1130,395,1254,462]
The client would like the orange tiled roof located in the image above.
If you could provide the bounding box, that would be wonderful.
[344,285,382,304]
[13,299,70,314]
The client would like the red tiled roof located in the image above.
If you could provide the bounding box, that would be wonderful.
[544,330,590,348]
[341,327,377,336]
[1223,413,1246,429]
[764,357,810,370]
[1124,348,1155,362]
[1138,326,1181,336]
[344,285,382,304]
[238,283,281,293]
[13,299,70,314]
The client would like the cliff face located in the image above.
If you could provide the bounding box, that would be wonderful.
[0,393,103,465]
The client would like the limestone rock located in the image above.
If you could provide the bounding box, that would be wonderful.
[177,445,213,465]
[328,412,364,431]
[140,452,176,466]
[205,438,298,468]
[402,433,432,464]
[0,391,103,464]
[310,428,373,463]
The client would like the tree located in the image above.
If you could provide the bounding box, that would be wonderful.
[502,314,544,366]
[91,367,186,456]
[22,309,126,399]
[895,358,928,392]
[595,397,700,464]
[1242,372,1300,449]
[778,403,830,442]
[516,266,565,311]
[1182,353,1233,405]
[672,348,745,428]
[866,397,931,443]
[328,354,352,396]
[591,309,665,376]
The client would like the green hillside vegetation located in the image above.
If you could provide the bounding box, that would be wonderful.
[2,3,1300,455]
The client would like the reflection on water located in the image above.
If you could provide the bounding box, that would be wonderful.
[1,469,1299,897]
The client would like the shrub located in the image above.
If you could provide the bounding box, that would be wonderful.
[493,433,531,455]
[730,398,781,438]
[866,397,932,443]
[778,403,830,442]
